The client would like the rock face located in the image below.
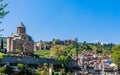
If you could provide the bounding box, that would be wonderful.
[7,22,34,55]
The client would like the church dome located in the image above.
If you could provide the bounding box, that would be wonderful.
[17,22,25,28]
[17,22,26,34]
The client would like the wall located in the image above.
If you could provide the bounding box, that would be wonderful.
[0,56,76,68]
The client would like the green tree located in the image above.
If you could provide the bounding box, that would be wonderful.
[0,66,5,73]
[5,65,13,75]
[0,38,3,49]
[17,63,24,70]
[0,53,3,60]
[0,0,9,36]
[50,45,71,67]
[50,45,67,57]
[15,49,21,54]
[0,0,9,22]
[0,38,6,53]
[111,44,120,68]
[56,56,69,65]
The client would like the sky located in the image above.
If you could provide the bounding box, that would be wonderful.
[1,0,120,44]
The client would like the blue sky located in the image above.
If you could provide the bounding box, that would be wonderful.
[1,0,120,43]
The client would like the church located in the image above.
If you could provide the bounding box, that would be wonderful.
[7,22,34,55]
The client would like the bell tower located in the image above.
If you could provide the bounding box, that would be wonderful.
[17,22,26,34]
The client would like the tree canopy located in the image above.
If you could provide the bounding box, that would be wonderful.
[0,0,9,35]
[50,45,67,57]
[0,0,9,20]
[112,44,120,68]
[0,53,3,60]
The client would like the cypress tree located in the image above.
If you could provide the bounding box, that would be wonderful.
[0,38,3,49]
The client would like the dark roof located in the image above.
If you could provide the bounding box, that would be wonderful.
[17,22,25,28]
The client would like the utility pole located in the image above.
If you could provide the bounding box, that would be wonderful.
[102,60,104,75]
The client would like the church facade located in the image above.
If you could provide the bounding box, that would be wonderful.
[7,23,34,54]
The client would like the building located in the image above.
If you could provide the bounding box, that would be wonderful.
[7,22,34,55]
[34,38,77,50]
